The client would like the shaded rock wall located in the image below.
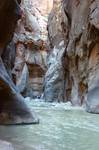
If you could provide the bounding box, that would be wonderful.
[12,0,53,98]
[0,0,39,124]
[44,0,99,113]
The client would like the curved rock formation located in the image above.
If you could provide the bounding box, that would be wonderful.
[12,0,50,98]
[44,0,99,113]
[0,0,39,124]
[4,0,99,114]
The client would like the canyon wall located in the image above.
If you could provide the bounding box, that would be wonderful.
[0,0,39,124]
[44,0,99,113]
[5,0,99,114]
[43,0,67,102]
[12,0,53,98]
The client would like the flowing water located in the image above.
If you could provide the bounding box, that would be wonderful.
[0,99,99,150]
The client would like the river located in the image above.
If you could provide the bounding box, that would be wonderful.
[0,99,99,150]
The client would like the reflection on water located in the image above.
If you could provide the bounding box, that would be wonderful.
[0,100,99,150]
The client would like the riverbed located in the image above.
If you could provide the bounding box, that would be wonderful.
[0,100,99,150]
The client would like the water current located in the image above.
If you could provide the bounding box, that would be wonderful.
[0,99,99,150]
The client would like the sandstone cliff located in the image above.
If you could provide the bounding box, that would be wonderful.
[4,0,99,114]
[44,0,99,113]
[12,0,53,98]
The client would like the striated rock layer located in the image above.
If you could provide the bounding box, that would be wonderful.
[44,0,99,113]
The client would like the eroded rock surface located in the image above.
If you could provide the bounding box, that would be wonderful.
[3,0,99,114]
[0,0,39,124]
[43,0,68,102]
[12,0,53,98]
[44,0,99,113]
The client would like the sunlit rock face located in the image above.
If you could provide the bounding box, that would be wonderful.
[13,0,53,98]
[44,0,99,113]
[43,0,68,102]
[23,0,53,40]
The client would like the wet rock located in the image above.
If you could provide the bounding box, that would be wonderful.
[0,140,14,150]
[86,43,99,113]
[86,87,99,113]
[0,88,39,125]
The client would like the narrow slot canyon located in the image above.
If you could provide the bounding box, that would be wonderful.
[0,0,99,150]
